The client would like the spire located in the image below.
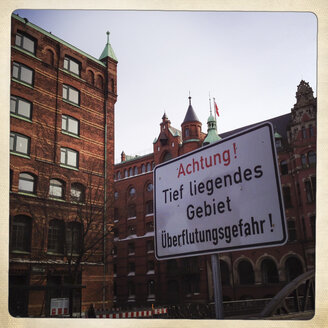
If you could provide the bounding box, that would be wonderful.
[99,31,117,61]
[182,95,200,124]
[203,108,221,146]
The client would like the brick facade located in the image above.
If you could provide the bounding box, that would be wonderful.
[113,82,316,309]
[9,14,117,317]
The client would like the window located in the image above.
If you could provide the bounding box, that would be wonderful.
[12,62,34,85]
[238,260,255,285]
[147,280,155,296]
[308,151,316,166]
[282,186,292,208]
[114,191,119,199]
[305,177,316,203]
[10,215,31,252]
[146,222,154,232]
[261,259,279,284]
[111,246,117,256]
[128,226,136,236]
[113,228,119,239]
[10,132,30,156]
[116,171,121,180]
[147,261,155,272]
[48,220,65,253]
[128,262,135,274]
[309,124,314,137]
[15,32,35,54]
[70,183,85,202]
[61,147,78,168]
[162,152,172,163]
[49,179,64,199]
[287,220,297,241]
[62,84,80,105]
[147,183,153,192]
[302,126,307,139]
[10,96,32,120]
[185,128,190,137]
[146,201,153,215]
[128,242,135,255]
[129,187,136,197]
[141,164,146,173]
[310,215,316,240]
[275,139,282,149]
[124,169,128,178]
[285,257,303,282]
[127,204,136,218]
[129,167,133,176]
[66,222,82,255]
[63,56,80,76]
[18,173,35,194]
[146,240,154,252]
[280,160,288,175]
[301,154,307,168]
[146,163,151,172]
[128,282,135,297]
[134,167,138,175]
[62,115,79,136]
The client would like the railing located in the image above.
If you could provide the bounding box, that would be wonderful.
[260,270,315,318]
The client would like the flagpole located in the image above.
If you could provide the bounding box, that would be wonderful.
[213,97,217,124]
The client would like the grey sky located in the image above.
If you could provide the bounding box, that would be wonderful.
[14,10,317,163]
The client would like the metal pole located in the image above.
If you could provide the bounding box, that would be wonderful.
[211,254,224,319]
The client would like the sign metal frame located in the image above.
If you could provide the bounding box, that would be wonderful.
[154,122,287,260]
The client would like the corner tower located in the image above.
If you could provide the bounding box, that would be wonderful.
[181,96,203,154]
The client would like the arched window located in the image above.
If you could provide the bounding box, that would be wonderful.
[261,259,279,284]
[129,167,133,176]
[129,187,136,197]
[308,151,316,166]
[48,219,65,253]
[128,225,136,236]
[146,163,151,172]
[302,126,307,139]
[280,160,288,175]
[309,124,314,137]
[117,171,121,180]
[124,169,128,178]
[285,257,303,282]
[18,172,36,194]
[87,70,94,85]
[49,179,64,199]
[128,242,135,255]
[238,260,255,285]
[220,260,230,286]
[10,215,32,252]
[141,164,146,173]
[146,183,153,192]
[96,75,103,89]
[66,222,82,255]
[45,49,54,66]
[134,166,138,175]
[185,127,190,137]
[70,183,85,203]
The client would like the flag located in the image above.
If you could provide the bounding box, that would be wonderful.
[214,99,219,117]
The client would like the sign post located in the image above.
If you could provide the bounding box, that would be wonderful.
[154,122,287,317]
[211,254,224,319]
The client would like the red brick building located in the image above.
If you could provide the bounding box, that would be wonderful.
[9,14,117,317]
[113,81,316,309]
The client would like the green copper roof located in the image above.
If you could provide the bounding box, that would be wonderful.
[12,14,106,67]
[99,31,117,61]
[274,132,282,139]
[203,111,221,145]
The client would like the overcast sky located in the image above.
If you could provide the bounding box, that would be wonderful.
[14,10,317,163]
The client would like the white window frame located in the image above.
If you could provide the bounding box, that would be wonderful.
[18,173,35,194]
